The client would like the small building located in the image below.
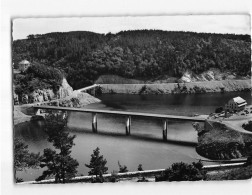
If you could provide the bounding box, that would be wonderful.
[225,96,247,112]
[18,60,30,72]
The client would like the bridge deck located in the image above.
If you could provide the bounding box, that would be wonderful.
[77,84,99,92]
[33,105,206,122]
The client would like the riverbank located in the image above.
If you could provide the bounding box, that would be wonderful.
[99,79,251,94]
[195,120,252,160]
[13,92,101,126]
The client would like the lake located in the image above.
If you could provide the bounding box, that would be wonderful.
[14,91,251,181]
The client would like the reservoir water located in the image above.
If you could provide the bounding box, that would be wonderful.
[14,92,251,181]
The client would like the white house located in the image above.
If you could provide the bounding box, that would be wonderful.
[225,96,247,112]
[18,60,30,72]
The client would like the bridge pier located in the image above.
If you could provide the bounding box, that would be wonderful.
[163,120,168,141]
[92,113,98,133]
[126,116,131,135]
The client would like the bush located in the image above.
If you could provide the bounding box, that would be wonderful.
[137,176,149,182]
[118,161,128,173]
[108,171,119,183]
[137,164,143,171]
[155,161,206,182]
[90,176,104,183]
[242,121,252,132]
[215,107,224,113]
[139,85,147,94]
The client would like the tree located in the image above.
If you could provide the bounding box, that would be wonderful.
[118,161,128,173]
[14,138,40,182]
[36,113,79,183]
[155,161,206,182]
[137,164,143,171]
[85,147,108,177]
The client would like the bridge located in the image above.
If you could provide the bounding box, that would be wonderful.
[33,105,206,141]
[77,84,100,94]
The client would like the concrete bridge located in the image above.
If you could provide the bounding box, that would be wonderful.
[77,84,100,95]
[33,105,206,141]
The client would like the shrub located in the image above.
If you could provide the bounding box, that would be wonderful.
[137,176,149,182]
[155,161,206,182]
[108,171,119,183]
[242,121,252,132]
[137,164,143,171]
[118,161,128,173]
[215,107,224,113]
[139,85,147,94]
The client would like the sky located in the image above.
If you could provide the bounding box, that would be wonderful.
[13,15,250,40]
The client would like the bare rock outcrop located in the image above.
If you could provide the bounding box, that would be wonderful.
[180,68,239,83]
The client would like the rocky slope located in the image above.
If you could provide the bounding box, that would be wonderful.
[14,91,101,125]
[179,68,248,83]
[194,121,252,160]
[14,78,73,105]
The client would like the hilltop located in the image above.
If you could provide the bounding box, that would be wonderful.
[13,30,251,90]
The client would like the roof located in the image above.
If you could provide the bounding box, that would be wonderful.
[19,60,30,65]
[232,96,246,104]
[237,102,247,107]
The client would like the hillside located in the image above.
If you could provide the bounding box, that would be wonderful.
[13,30,251,90]
[13,62,73,104]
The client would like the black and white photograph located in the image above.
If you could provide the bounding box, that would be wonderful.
[11,14,252,184]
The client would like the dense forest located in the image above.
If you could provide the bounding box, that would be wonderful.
[13,30,251,89]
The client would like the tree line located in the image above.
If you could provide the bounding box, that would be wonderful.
[13,30,251,90]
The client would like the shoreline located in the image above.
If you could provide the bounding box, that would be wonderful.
[14,92,101,126]
[99,79,251,94]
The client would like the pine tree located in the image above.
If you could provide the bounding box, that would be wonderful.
[36,113,79,183]
[14,138,41,182]
[137,164,143,171]
[85,147,108,177]
[118,161,128,173]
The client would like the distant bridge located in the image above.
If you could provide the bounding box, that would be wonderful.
[77,84,100,93]
[33,105,206,141]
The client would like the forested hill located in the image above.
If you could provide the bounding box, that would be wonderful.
[13,30,251,90]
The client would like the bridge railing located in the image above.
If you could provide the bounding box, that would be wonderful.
[33,105,206,141]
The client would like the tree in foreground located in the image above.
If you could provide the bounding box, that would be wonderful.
[118,161,128,173]
[85,147,108,181]
[36,113,79,183]
[155,161,206,182]
[137,164,143,171]
[14,138,41,182]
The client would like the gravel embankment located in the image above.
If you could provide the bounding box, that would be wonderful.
[100,79,251,94]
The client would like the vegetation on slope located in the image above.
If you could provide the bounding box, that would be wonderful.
[13,30,251,90]
[242,121,252,132]
[14,62,63,97]
[196,121,252,160]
